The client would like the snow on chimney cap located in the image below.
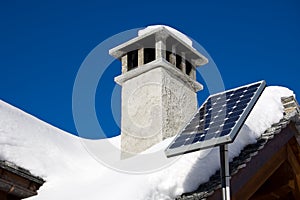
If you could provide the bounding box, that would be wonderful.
[109,25,208,66]
[138,25,193,46]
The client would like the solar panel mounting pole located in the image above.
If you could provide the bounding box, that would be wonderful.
[220,144,231,200]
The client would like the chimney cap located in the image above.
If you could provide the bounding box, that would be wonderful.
[109,26,208,67]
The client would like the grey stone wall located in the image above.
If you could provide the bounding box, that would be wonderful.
[120,65,197,157]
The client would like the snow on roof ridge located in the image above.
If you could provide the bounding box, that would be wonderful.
[0,99,104,180]
[138,25,193,46]
[0,100,76,138]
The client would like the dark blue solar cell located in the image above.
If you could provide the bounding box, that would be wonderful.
[236,101,248,108]
[210,97,219,104]
[229,93,242,100]
[201,108,207,113]
[206,100,212,107]
[231,105,244,111]
[218,97,231,104]
[227,101,237,107]
[174,134,190,142]
[186,133,204,138]
[252,82,261,87]
[190,135,205,143]
[204,117,210,122]
[204,122,210,129]
[176,135,189,142]
[225,101,237,109]
[204,132,220,140]
[199,109,206,115]
[212,103,227,111]
[193,136,205,143]
[239,95,252,103]
[210,109,221,116]
[214,115,227,123]
[199,128,206,133]
[206,112,214,118]
[217,95,228,101]
[210,103,225,111]
[199,114,205,121]
[170,140,185,149]
[233,88,246,96]
[242,90,255,97]
[225,90,235,96]
[245,88,258,94]
[227,98,240,105]
[205,104,212,111]
[220,129,232,136]
[222,122,236,130]
[204,117,213,125]
[245,86,257,92]
[225,116,239,124]
[235,102,248,110]
[233,90,245,97]
[217,94,228,99]
[205,113,213,121]
[225,106,235,113]
[212,93,226,99]
[217,110,227,116]
[199,118,205,123]
[185,138,196,145]
[206,126,220,133]
[247,84,259,90]
[211,118,226,126]
[199,107,205,113]
[228,109,244,117]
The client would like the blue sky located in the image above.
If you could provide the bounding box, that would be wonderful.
[1,0,299,138]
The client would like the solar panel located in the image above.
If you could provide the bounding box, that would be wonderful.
[165,80,266,158]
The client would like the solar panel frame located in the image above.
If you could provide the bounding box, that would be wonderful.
[165,80,266,158]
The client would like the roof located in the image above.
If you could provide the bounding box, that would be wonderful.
[0,87,297,199]
[0,160,44,184]
[0,160,45,198]
[176,96,300,200]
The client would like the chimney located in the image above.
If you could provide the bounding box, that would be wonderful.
[109,26,208,157]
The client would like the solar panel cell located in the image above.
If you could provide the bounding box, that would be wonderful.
[239,95,253,103]
[220,129,232,136]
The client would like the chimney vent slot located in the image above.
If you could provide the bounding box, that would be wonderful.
[127,50,138,71]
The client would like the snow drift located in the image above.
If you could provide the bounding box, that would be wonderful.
[0,86,294,199]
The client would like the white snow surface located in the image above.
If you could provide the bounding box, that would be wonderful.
[138,25,193,47]
[0,86,294,200]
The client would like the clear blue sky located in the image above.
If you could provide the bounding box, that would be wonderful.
[1,0,299,138]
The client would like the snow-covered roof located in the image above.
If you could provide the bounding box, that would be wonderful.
[0,86,298,199]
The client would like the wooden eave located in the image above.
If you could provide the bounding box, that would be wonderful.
[0,161,45,199]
